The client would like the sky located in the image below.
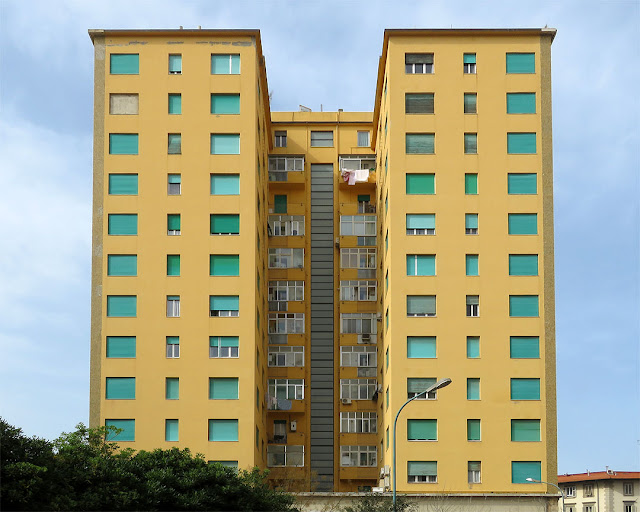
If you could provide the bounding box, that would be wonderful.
[0,0,638,475]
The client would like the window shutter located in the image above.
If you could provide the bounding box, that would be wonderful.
[466,337,480,358]
[464,174,477,194]
[210,296,239,311]
[209,378,239,399]
[166,378,179,399]
[168,94,181,114]
[108,174,138,195]
[510,336,540,358]
[211,174,240,195]
[509,254,538,275]
[168,174,181,184]
[168,134,181,154]
[466,295,479,305]
[467,419,481,440]
[274,195,287,214]
[220,336,239,347]
[510,378,541,400]
[105,377,135,399]
[509,295,539,317]
[406,214,435,229]
[106,296,136,317]
[166,336,179,345]
[405,94,434,114]
[463,53,476,64]
[416,255,435,275]
[465,255,479,276]
[107,255,137,276]
[210,134,240,154]
[210,255,240,276]
[467,378,480,400]
[507,133,536,154]
[407,295,435,315]
[407,337,436,358]
[208,419,239,441]
[211,54,240,74]
[105,419,135,441]
[106,337,136,358]
[110,54,139,74]
[511,461,541,483]
[407,378,436,394]
[508,213,537,235]
[508,173,537,194]
[168,54,181,73]
[408,461,437,476]
[165,419,179,441]
[211,94,241,114]
[108,214,138,235]
[511,420,541,441]
[507,93,536,114]
[167,214,181,231]
[109,134,139,155]
[407,419,437,440]
[357,194,370,202]
[210,214,240,234]
[464,133,477,153]
[406,174,435,194]
[506,53,535,74]
[167,255,180,276]
[465,214,478,229]
[406,134,435,154]
[405,53,433,64]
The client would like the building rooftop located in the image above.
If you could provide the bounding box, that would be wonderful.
[558,471,640,483]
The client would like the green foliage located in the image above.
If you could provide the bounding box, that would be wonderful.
[342,494,416,512]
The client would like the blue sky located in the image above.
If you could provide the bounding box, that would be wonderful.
[0,0,638,474]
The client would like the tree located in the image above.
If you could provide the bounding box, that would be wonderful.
[341,493,416,512]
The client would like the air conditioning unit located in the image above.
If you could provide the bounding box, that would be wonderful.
[383,465,391,477]
[372,487,384,493]
[341,398,352,405]
[290,420,297,432]
[361,333,371,343]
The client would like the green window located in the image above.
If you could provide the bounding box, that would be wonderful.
[166,378,179,400]
[385,195,388,214]
[210,255,239,276]
[407,296,436,317]
[507,93,536,114]
[406,255,435,276]
[168,54,181,74]
[467,378,480,400]
[108,174,138,195]
[208,419,238,441]
[386,388,389,410]
[107,255,137,276]
[510,336,540,358]
[509,295,539,317]
[211,54,240,74]
[511,420,541,442]
[511,378,541,400]
[105,377,135,399]
[386,428,389,449]
[508,173,537,194]
[105,419,135,441]
[167,255,180,276]
[385,233,388,253]
[385,272,388,292]
[165,419,179,442]
[106,336,136,358]
[407,461,437,479]
[407,336,436,358]
[464,133,477,154]
[466,255,479,276]
[386,309,389,331]
[167,214,181,233]
[465,214,478,233]
[110,54,139,74]
[168,134,181,154]
[209,296,239,314]
[509,255,538,276]
[168,94,181,114]
[511,461,541,483]
[385,348,389,370]
[210,134,240,155]
[210,174,240,195]
[406,174,435,194]
[507,133,536,154]
[508,214,537,235]
[467,419,480,441]
[405,93,434,114]
[211,94,240,114]
[506,53,535,74]
[407,419,437,441]
[406,133,435,154]
[210,214,240,235]
[108,214,137,235]
[274,195,287,213]
[106,296,136,317]
[406,214,435,232]
[209,378,239,399]
[464,173,478,194]
[109,134,138,155]
[464,93,477,114]
[463,53,476,64]
[466,336,480,358]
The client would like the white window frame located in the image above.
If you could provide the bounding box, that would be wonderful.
[268,378,304,400]
[624,503,636,512]
[407,228,435,235]
[623,482,634,496]
[340,280,377,301]
[209,337,239,358]
[340,445,377,467]
[267,445,304,467]
[268,281,304,302]
[168,177,181,195]
[310,131,334,147]
[340,313,377,334]
[564,486,576,498]
[466,296,479,317]
[268,156,304,181]
[340,215,376,236]
[340,346,377,367]
[166,341,180,359]
[583,484,593,497]
[340,248,376,269]
[468,462,481,483]
[167,297,180,317]
[268,313,305,334]
[405,53,434,74]
[583,505,595,512]
[340,379,377,400]
[466,227,478,235]
[408,474,437,483]
[274,131,287,148]
[268,248,304,269]
[339,155,376,172]
[340,412,377,433]
[357,131,370,147]
[268,215,305,236]
[464,63,477,74]
[268,346,304,367]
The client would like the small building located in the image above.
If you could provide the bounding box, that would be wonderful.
[559,470,639,512]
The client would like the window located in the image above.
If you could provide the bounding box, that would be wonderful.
[209,378,239,400]
[509,295,539,317]
[168,53,181,74]
[165,295,180,317]
[268,346,304,367]
[405,93,434,114]
[624,482,634,495]
[562,485,577,498]
[508,214,537,235]
[209,296,239,317]
[105,377,135,399]
[109,134,138,155]
[340,346,376,367]
[509,254,538,276]
[511,419,541,442]
[268,313,304,334]
[583,506,595,512]
[508,173,537,194]
[161,377,179,401]
[275,131,287,147]
[168,174,181,195]
[507,133,537,154]
[406,214,435,235]
[108,174,138,195]
[210,214,240,235]
[466,255,479,276]
[211,94,240,114]
[465,173,478,194]
[168,134,181,154]
[463,53,476,73]
[405,53,434,74]
[268,215,305,236]
[357,195,373,213]
[357,131,370,147]
[511,461,541,483]
[208,419,238,442]
[106,336,135,358]
[268,248,304,268]
[110,54,139,74]
[268,379,304,400]
[407,336,436,359]
[165,419,178,442]
[406,133,435,154]
[464,93,477,114]
[407,378,437,400]
[273,195,287,214]
[464,133,477,154]
[565,507,576,512]
[341,446,377,467]
[340,313,377,334]
[210,174,240,195]
[107,255,137,276]
[507,93,536,114]
[209,336,238,358]
[166,255,180,276]
[407,419,437,441]
[407,296,436,317]
[406,173,435,194]
[624,504,636,512]
[340,412,377,433]
[468,461,481,483]
[211,54,240,74]
[268,156,304,181]
[467,419,481,441]
[408,461,437,483]
[209,254,239,276]
[465,214,478,234]
[467,378,480,400]
[268,281,304,303]
[167,214,180,235]
[506,53,535,74]
[467,336,480,358]
[340,280,377,301]
[310,131,333,147]
[511,378,541,400]
[109,93,139,115]
[106,296,136,317]
[340,379,377,400]
[168,94,181,114]
[210,134,240,154]
[406,255,435,276]
[267,445,304,467]
[105,419,135,442]
[340,248,376,269]
[466,295,479,317]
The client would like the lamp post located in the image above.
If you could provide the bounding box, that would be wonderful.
[392,377,452,512]
[526,477,564,511]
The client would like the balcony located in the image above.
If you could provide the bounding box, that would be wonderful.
[339,156,376,188]
[268,156,305,185]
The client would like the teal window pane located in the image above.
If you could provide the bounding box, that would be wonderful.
[466,336,480,358]
[274,195,287,213]
[407,336,436,358]
[406,133,435,154]
[106,296,136,317]
[510,378,541,400]
[108,174,138,195]
[407,419,437,440]
[406,214,435,229]
[211,134,240,154]
[107,255,137,276]
[209,336,239,348]
[210,296,239,311]
[210,255,240,276]
[465,214,478,229]
[167,214,181,231]
[511,461,541,483]
[511,420,541,442]
[168,134,181,154]
[168,54,182,73]
[510,336,540,358]
[507,133,536,154]
[106,336,136,358]
[167,255,180,276]
[508,214,537,235]
[509,255,538,276]
[465,174,478,194]
[406,255,435,276]
[208,419,238,441]
[167,336,179,345]
[407,461,437,477]
[507,93,536,114]
[105,419,135,441]
[168,174,181,184]
[109,134,138,155]
[508,173,537,194]
[211,54,240,74]
[509,295,539,317]
[467,378,480,400]
[166,378,179,400]
[108,214,137,235]
[464,133,477,154]
[165,419,179,442]
[466,255,479,276]
[506,53,535,74]
[168,94,182,114]
[211,94,240,114]
[210,174,240,195]
[209,378,239,399]
[110,54,139,74]
[406,174,435,194]
[463,53,476,64]
[106,377,135,399]
[210,214,240,234]
[358,194,370,202]
[467,419,480,441]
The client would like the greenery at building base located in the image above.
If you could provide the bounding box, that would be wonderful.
[342,494,416,512]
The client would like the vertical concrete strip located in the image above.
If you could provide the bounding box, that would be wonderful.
[310,163,334,490]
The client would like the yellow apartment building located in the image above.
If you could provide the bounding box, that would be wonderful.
[89,27,557,506]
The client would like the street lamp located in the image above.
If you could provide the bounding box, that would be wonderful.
[526,477,564,510]
[392,377,452,512]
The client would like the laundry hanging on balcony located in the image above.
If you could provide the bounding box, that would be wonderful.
[340,168,371,185]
